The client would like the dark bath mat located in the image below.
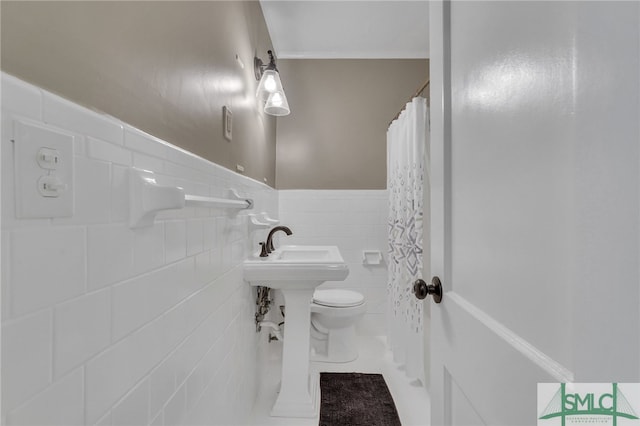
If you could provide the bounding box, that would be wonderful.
[319,372,402,426]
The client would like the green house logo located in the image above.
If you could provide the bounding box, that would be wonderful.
[538,383,639,425]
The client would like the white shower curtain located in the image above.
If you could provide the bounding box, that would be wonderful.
[387,96,429,385]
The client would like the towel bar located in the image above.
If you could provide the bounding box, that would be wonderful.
[129,168,253,228]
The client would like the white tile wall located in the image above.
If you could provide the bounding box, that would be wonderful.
[164,220,187,263]
[11,227,86,316]
[1,73,278,425]
[87,224,134,290]
[111,381,150,426]
[279,190,389,335]
[7,368,85,426]
[1,310,52,413]
[53,289,111,378]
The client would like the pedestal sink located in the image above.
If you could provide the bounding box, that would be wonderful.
[243,245,349,418]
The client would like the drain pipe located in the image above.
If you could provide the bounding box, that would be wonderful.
[255,286,271,331]
[258,321,283,342]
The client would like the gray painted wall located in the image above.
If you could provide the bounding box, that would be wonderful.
[1,1,277,186]
[276,59,428,189]
[2,3,429,190]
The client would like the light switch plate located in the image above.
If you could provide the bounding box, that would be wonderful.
[14,120,75,218]
[223,106,232,141]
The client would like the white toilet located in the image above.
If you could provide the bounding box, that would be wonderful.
[309,289,366,363]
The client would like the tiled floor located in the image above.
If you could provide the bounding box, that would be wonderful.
[249,334,431,426]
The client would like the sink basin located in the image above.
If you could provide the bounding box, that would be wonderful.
[243,245,349,287]
[273,246,334,261]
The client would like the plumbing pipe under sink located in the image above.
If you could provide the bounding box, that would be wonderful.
[259,321,283,341]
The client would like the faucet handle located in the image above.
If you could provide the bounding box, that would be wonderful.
[259,242,269,258]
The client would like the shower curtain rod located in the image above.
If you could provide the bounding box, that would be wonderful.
[389,79,430,126]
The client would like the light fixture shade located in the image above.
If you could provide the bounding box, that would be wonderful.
[256,69,284,101]
[264,90,290,116]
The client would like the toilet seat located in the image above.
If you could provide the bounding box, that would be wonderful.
[313,289,364,308]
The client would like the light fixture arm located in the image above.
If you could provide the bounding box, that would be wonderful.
[254,50,278,80]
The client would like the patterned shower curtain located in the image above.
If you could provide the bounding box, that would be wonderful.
[387,97,429,385]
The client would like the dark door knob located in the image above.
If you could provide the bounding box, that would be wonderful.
[413,276,443,303]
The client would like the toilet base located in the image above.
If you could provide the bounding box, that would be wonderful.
[310,324,359,363]
[309,290,366,363]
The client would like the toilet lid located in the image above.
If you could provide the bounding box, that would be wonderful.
[313,289,365,308]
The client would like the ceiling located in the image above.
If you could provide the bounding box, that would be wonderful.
[259,1,430,59]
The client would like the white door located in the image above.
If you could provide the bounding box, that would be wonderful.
[426,1,640,425]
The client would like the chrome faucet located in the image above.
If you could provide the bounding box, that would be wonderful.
[265,226,292,254]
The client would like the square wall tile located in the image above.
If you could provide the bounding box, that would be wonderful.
[133,223,164,275]
[165,220,186,263]
[163,386,186,426]
[110,165,129,224]
[149,413,163,426]
[186,219,204,256]
[54,156,111,225]
[87,137,132,166]
[110,261,194,342]
[87,224,134,290]
[54,289,111,378]
[7,368,84,426]
[94,412,112,426]
[148,357,176,418]
[202,218,216,252]
[11,227,86,316]
[2,230,11,320]
[85,323,154,424]
[1,310,52,413]
[111,380,149,426]
[111,273,151,343]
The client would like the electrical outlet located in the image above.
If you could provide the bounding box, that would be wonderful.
[14,120,75,218]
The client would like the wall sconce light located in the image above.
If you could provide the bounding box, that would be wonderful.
[254,50,290,116]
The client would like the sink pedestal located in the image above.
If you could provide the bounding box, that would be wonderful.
[271,286,320,418]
